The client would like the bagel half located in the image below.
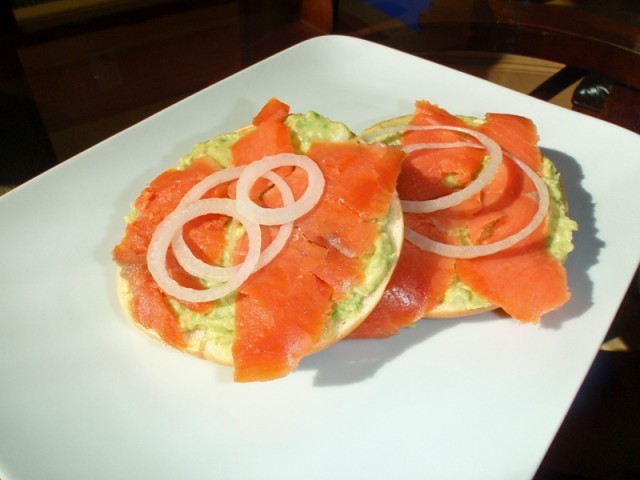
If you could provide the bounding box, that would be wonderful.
[113,99,405,381]
[353,105,577,328]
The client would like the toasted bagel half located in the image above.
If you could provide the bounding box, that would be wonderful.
[113,99,405,380]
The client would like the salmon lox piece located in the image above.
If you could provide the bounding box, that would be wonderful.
[120,264,186,348]
[113,157,218,266]
[478,113,541,171]
[228,105,403,381]
[456,113,570,322]
[456,224,570,323]
[230,116,294,166]
[310,142,405,219]
[234,234,334,382]
[348,242,455,338]
[113,157,222,346]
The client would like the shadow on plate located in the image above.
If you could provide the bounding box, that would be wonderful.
[299,314,494,387]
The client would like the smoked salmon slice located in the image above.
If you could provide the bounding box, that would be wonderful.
[234,234,334,382]
[230,116,294,165]
[309,142,405,219]
[232,123,402,381]
[457,113,570,322]
[478,113,540,171]
[113,157,218,266]
[348,241,455,338]
[120,264,186,348]
[456,224,570,323]
[113,157,221,346]
[252,97,290,125]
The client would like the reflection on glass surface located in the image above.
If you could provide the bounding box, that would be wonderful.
[4,1,638,177]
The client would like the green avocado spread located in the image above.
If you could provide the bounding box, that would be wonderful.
[363,114,578,315]
[125,111,398,360]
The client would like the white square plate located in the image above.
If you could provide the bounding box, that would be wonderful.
[1,36,639,480]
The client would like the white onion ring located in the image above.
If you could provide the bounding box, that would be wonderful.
[235,153,325,225]
[179,166,245,207]
[147,154,325,303]
[391,126,503,214]
[171,167,245,282]
[171,170,294,281]
[401,141,474,153]
[147,198,262,303]
[240,171,294,270]
[404,153,550,258]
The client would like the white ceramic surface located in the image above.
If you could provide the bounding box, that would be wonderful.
[1,36,639,480]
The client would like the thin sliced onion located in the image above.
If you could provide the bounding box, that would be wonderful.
[147,198,262,303]
[179,166,245,207]
[235,153,325,225]
[249,172,295,268]
[394,126,503,214]
[402,141,474,153]
[171,166,245,282]
[404,153,550,258]
[148,154,325,303]
[171,170,294,281]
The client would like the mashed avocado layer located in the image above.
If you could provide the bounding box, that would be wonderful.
[125,111,398,359]
[363,114,578,315]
